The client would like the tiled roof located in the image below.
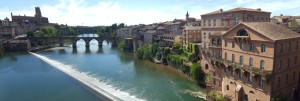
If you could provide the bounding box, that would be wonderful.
[241,22,300,41]
[202,7,270,16]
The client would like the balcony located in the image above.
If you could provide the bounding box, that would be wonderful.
[209,56,272,80]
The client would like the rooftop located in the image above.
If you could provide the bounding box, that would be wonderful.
[227,22,300,41]
[202,7,270,16]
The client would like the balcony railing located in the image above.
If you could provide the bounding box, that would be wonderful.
[209,56,272,79]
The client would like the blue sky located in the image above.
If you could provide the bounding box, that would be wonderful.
[0,0,299,26]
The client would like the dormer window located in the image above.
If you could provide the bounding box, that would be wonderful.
[236,29,248,36]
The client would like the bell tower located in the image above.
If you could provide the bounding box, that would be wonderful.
[35,7,42,17]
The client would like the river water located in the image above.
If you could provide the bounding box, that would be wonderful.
[0,35,205,101]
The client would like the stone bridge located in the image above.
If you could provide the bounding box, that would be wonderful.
[28,36,117,48]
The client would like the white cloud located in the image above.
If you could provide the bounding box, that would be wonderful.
[40,0,180,26]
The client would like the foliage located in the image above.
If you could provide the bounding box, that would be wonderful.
[0,45,4,56]
[34,25,58,37]
[209,91,227,101]
[167,54,187,66]
[136,45,152,60]
[205,73,211,84]
[163,48,170,56]
[172,42,182,50]
[271,94,289,101]
[190,63,205,83]
[155,53,162,60]
[97,23,126,38]
[151,43,159,56]
[290,19,299,28]
[118,40,126,50]
[28,25,79,38]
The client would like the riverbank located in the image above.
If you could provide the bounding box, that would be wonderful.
[30,52,141,101]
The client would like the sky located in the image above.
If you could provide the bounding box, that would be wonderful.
[0,0,299,26]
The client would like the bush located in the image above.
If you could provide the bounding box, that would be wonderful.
[172,42,182,50]
[190,63,205,83]
[118,40,126,50]
[136,45,152,60]
[209,91,227,101]
[136,47,144,59]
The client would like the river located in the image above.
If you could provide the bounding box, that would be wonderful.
[0,34,206,101]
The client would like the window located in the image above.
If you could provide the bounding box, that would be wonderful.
[232,54,235,63]
[278,60,282,70]
[239,56,244,65]
[225,40,228,47]
[261,44,266,53]
[235,18,239,25]
[221,19,224,26]
[237,29,248,36]
[232,41,235,48]
[213,78,216,85]
[208,20,211,26]
[231,69,235,75]
[224,67,227,73]
[217,38,221,45]
[296,41,299,50]
[286,74,289,83]
[219,52,222,58]
[260,60,265,70]
[280,44,283,53]
[258,77,264,87]
[249,58,253,67]
[250,43,254,52]
[288,58,290,68]
[277,77,280,87]
[244,94,248,101]
[240,42,244,50]
[213,19,216,26]
[205,64,209,69]
[293,72,296,80]
[295,56,298,65]
[213,50,216,57]
[203,20,206,26]
[225,52,228,60]
[289,42,292,52]
[239,71,243,78]
[248,75,253,82]
[226,85,229,90]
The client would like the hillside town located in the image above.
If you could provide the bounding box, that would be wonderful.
[1,6,300,101]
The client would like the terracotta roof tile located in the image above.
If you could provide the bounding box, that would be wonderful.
[241,22,300,41]
[202,7,270,16]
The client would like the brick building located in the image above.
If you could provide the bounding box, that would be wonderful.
[208,22,300,101]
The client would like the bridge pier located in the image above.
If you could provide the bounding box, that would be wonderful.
[98,40,103,47]
[84,39,91,48]
[59,39,64,47]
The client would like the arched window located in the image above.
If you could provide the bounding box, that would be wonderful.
[240,56,244,65]
[236,29,248,36]
[205,64,209,70]
[260,60,265,70]
[225,40,228,47]
[261,44,266,53]
[258,76,264,87]
[217,38,221,45]
[250,43,254,52]
[239,71,243,78]
[249,58,253,67]
[226,85,229,90]
[212,38,216,45]
[232,41,235,48]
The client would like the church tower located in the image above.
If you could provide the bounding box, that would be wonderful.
[35,7,42,17]
[186,11,189,24]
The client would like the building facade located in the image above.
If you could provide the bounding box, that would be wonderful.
[208,22,300,101]
[200,7,271,74]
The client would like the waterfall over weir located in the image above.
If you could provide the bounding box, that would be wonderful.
[30,52,142,101]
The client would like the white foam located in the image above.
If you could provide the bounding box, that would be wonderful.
[30,52,143,101]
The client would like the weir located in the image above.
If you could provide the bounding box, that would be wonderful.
[30,52,141,101]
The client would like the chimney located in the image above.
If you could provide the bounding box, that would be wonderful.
[219,9,223,12]
[257,8,261,11]
[280,14,283,16]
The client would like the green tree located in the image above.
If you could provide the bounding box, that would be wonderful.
[190,63,205,83]
[118,23,125,29]
[290,19,299,28]
[172,42,182,50]
[118,40,126,50]
[26,31,34,38]
[151,43,159,56]
[136,47,144,59]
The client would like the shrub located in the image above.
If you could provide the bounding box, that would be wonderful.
[209,91,227,101]
[190,63,205,83]
[118,40,126,50]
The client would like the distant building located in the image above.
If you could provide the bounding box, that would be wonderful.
[11,7,49,26]
[160,34,181,47]
[182,25,201,47]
